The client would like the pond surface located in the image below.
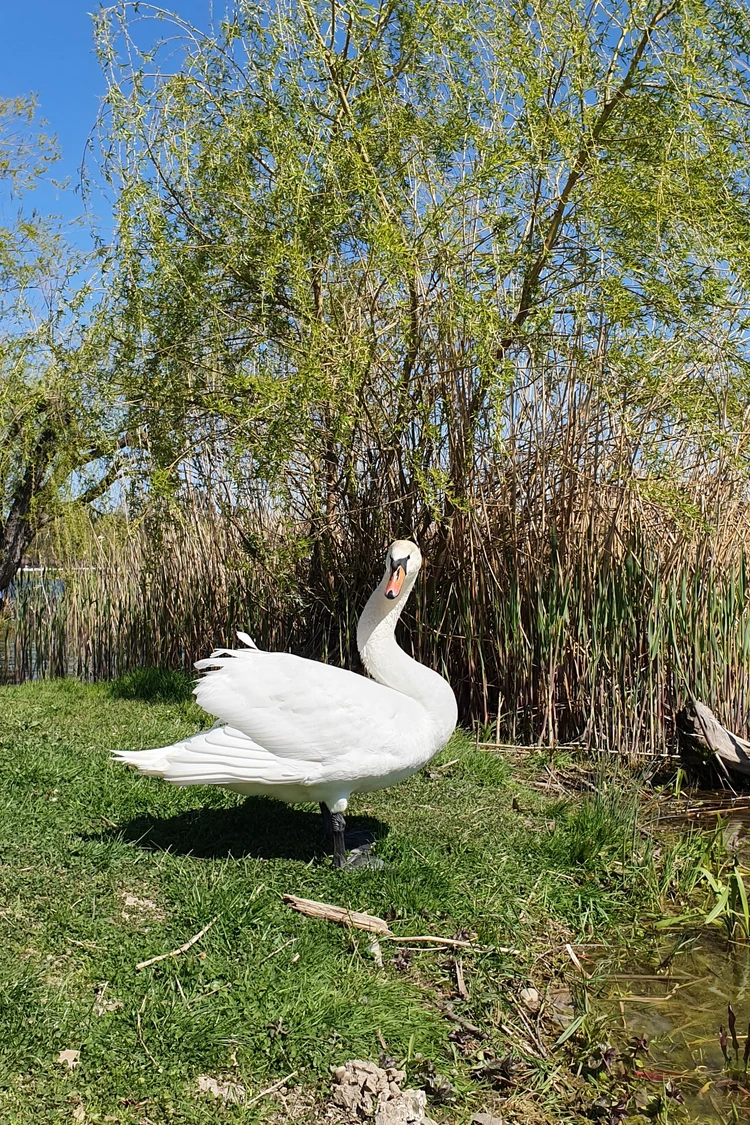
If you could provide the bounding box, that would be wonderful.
[597,793,750,1123]
[600,936,750,1122]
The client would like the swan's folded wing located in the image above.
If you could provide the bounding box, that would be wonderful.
[113,724,319,786]
[193,649,425,764]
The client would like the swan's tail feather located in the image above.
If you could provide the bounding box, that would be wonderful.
[111,746,172,777]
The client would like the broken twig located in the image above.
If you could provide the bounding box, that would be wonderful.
[435,1000,487,1038]
[246,1070,298,1107]
[136,917,218,971]
[564,942,590,979]
[455,958,469,1000]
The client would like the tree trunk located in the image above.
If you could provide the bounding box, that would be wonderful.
[0,428,56,598]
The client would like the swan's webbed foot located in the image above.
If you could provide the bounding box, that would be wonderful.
[343,843,384,870]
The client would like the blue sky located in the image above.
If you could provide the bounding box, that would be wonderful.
[0,1,216,242]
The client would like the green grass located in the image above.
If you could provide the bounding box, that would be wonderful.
[0,676,706,1124]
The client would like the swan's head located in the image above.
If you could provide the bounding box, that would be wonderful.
[383,539,422,601]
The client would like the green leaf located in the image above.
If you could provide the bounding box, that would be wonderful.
[554,1014,585,1047]
[705,886,731,925]
[733,870,750,935]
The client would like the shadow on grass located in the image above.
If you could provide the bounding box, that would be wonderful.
[105,796,388,862]
[105,667,196,703]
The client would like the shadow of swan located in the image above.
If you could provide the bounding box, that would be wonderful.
[102,795,388,862]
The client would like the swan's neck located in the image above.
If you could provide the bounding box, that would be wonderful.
[357,579,457,737]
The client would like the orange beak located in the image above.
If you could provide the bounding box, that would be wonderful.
[385,566,405,599]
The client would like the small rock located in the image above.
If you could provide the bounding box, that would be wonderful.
[332,1060,437,1124]
[472,1114,504,1125]
[332,1083,366,1114]
[375,1088,437,1125]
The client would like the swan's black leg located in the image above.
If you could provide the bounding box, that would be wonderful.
[320,802,333,843]
[331,812,347,868]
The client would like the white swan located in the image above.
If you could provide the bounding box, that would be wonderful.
[113,540,457,865]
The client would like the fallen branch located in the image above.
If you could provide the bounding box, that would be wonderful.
[136,917,218,971]
[283,895,393,935]
[282,895,515,951]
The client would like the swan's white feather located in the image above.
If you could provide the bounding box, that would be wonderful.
[112,541,457,813]
[193,648,427,763]
[114,648,437,806]
[113,724,317,791]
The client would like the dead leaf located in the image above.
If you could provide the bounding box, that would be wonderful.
[72,1105,86,1123]
[368,937,384,968]
[520,986,540,1012]
[548,985,574,1027]
[472,1114,504,1125]
[57,1049,80,1069]
[196,1074,246,1103]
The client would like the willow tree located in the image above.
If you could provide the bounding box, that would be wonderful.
[0,97,124,597]
[93,1,750,718]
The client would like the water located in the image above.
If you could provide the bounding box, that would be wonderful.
[0,569,68,683]
[598,937,750,1122]
[597,794,750,1123]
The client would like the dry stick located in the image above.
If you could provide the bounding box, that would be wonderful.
[503,990,548,1058]
[435,1000,487,1038]
[246,1071,298,1107]
[256,937,298,966]
[386,934,480,949]
[565,942,590,979]
[387,935,518,952]
[135,916,218,971]
[454,958,470,1001]
[283,895,392,935]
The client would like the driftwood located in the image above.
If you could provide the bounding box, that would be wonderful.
[676,700,750,777]
[282,895,394,935]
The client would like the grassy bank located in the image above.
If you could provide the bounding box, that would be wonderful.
[0,676,711,1123]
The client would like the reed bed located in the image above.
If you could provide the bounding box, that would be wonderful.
[5,489,750,758]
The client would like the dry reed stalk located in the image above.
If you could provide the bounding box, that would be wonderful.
[6,375,750,761]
